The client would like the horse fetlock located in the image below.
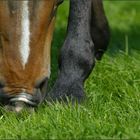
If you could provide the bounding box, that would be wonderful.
[48,38,95,102]
[48,77,85,103]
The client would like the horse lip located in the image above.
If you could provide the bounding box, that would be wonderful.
[10,92,37,107]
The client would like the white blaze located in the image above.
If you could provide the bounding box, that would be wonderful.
[20,1,30,68]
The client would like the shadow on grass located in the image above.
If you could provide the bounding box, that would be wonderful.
[108,25,140,56]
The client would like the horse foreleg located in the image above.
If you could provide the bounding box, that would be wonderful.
[91,0,110,60]
[48,0,95,103]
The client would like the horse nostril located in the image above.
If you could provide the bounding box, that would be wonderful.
[0,89,11,105]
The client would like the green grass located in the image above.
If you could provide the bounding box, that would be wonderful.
[0,1,140,139]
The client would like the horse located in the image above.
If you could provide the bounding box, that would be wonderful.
[0,0,110,112]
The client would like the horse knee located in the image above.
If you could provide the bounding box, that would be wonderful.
[59,38,95,80]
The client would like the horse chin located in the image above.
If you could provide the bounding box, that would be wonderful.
[4,101,35,113]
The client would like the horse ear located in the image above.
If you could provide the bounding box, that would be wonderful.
[57,0,64,5]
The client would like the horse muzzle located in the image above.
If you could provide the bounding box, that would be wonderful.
[0,88,45,113]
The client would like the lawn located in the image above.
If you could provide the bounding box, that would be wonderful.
[0,1,140,139]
